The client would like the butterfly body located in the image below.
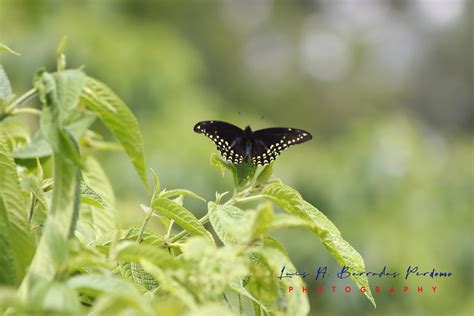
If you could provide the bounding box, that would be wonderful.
[194,120,312,166]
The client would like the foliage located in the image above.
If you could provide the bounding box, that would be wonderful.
[0,41,374,315]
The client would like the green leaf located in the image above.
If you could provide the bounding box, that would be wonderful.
[0,43,20,56]
[258,244,310,316]
[0,131,35,285]
[180,237,248,302]
[1,118,30,151]
[117,243,178,269]
[255,164,273,186]
[35,281,81,314]
[150,168,160,200]
[250,203,274,239]
[0,65,12,103]
[210,153,257,188]
[81,77,148,190]
[139,260,198,309]
[152,198,213,242]
[262,182,376,307]
[82,154,115,207]
[159,189,206,202]
[228,281,269,315]
[208,202,246,245]
[13,110,96,159]
[80,181,112,211]
[67,274,154,314]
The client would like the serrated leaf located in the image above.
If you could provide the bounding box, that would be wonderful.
[81,77,148,190]
[1,118,30,151]
[0,65,12,103]
[180,237,248,302]
[160,189,205,202]
[0,131,35,285]
[117,243,178,269]
[82,154,115,207]
[80,181,112,210]
[152,198,213,242]
[0,43,20,56]
[262,182,376,307]
[139,260,198,309]
[208,202,246,245]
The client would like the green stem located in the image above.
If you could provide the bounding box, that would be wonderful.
[5,88,37,113]
[136,205,154,243]
[11,108,41,116]
[168,213,209,243]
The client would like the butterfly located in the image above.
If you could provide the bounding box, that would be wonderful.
[194,120,312,166]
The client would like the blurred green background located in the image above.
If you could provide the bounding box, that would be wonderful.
[1,0,472,315]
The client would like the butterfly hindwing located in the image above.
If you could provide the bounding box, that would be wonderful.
[251,128,312,166]
[193,121,247,164]
[194,121,312,166]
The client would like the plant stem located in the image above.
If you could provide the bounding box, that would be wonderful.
[5,88,37,113]
[11,108,41,116]
[136,205,154,243]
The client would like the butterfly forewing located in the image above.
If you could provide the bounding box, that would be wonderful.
[251,128,312,166]
[193,121,247,164]
[194,121,312,166]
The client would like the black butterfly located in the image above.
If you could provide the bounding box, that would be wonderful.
[194,120,312,166]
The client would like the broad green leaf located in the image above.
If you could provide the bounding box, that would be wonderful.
[0,118,30,151]
[255,164,273,186]
[208,202,246,245]
[139,260,198,309]
[180,237,248,302]
[39,281,81,314]
[13,110,96,159]
[0,131,35,285]
[258,244,310,316]
[263,182,376,307]
[117,243,178,269]
[20,71,83,296]
[210,153,257,188]
[0,43,20,56]
[96,226,163,247]
[152,198,213,242]
[228,281,269,315]
[235,162,257,187]
[67,274,154,314]
[0,65,12,103]
[82,154,115,207]
[250,203,273,239]
[80,181,112,211]
[130,262,158,290]
[78,179,115,241]
[269,213,315,231]
[209,202,269,245]
[160,189,206,202]
[53,70,86,119]
[81,77,148,190]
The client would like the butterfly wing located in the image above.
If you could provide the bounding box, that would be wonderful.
[251,127,312,165]
[194,120,247,164]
